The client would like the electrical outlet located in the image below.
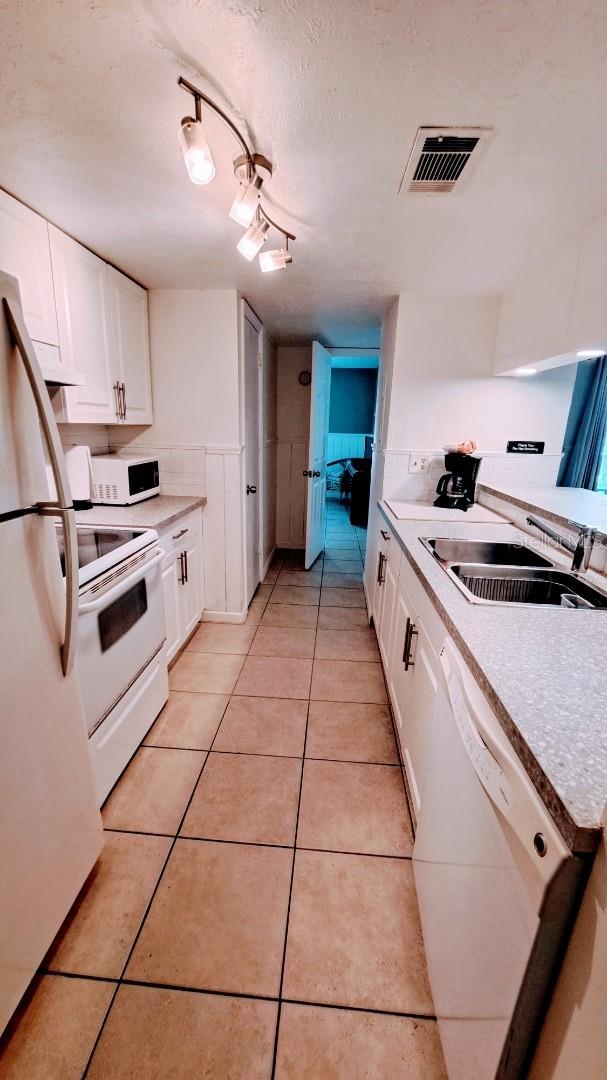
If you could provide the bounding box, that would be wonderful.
[409,453,429,474]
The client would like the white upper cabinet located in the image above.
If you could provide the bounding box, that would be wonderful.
[0,190,59,347]
[107,266,152,424]
[50,225,118,423]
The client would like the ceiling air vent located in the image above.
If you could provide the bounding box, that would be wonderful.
[399,127,492,194]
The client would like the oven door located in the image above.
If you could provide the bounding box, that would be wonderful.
[77,547,165,735]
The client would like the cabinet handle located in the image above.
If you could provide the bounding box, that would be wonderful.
[380,529,390,541]
[119,382,126,420]
[172,527,188,540]
[113,381,121,421]
[178,551,185,584]
[183,548,188,583]
[376,551,385,585]
[403,617,418,670]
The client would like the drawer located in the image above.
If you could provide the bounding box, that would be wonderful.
[158,510,202,556]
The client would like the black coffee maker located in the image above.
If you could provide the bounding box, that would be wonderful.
[434,452,481,511]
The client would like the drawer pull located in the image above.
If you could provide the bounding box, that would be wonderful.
[172,527,188,540]
[403,617,418,670]
[380,529,390,541]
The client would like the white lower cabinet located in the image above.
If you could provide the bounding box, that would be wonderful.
[159,512,204,664]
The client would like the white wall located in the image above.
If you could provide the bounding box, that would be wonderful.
[276,345,311,548]
[386,293,575,453]
[261,335,277,573]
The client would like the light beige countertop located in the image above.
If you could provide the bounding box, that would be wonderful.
[75,494,206,532]
[478,483,607,541]
[379,496,607,854]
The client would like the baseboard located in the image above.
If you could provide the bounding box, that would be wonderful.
[362,576,373,623]
[262,547,276,580]
[203,608,248,624]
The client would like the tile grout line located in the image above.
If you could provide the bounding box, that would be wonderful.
[79,685,234,1078]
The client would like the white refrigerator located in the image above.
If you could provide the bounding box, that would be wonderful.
[0,271,103,1033]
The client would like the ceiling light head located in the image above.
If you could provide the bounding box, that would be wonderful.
[178,116,215,185]
[514,366,538,376]
[576,348,604,359]
[237,218,270,261]
[229,176,262,227]
[259,247,293,273]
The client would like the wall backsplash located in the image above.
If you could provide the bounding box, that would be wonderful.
[58,425,207,497]
[381,449,563,502]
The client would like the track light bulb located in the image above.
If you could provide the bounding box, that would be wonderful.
[237,219,269,261]
[178,117,216,185]
[229,179,261,226]
[259,248,293,272]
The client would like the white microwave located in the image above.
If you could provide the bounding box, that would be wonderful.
[91,454,160,505]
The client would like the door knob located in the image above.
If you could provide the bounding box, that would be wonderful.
[302,470,310,478]
[312,470,321,477]
[246,484,257,495]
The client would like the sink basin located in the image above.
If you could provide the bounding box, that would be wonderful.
[449,566,607,608]
[421,537,553,568]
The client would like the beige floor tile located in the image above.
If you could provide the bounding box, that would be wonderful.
[169,651,245,694]
[182,753,301,845]
[213,697,307,756]
[279,552,306,570]
[126,839,292,996]
[298,761,412,856]
[275,1003,446,1079]
[306,701,398,763]
[88,984,277,1080]
[311,659,387,704]
[271,585,320,606]
[283,850,433,1013]
[0,975,113,1080]
[102,747,205,834]
[243,600,267,625]
[261,604,319,629]
[325,542,360,553]
[323,559,363,573]
[235,656,313,699]
[315,628,380,662]
[250,625,316,659]
[254,583,274,601]
[144,692,228,750]
[320,586,366,608]
[263,568,279,584]
[186,623,257,654]
[321,568,362,585]
[46,832,171,978]
[276,570,322,588]
[317,606,369,630]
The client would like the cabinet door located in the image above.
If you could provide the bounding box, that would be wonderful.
[161,555,181,664]
[49,226,117,423]
[372,528,390,631]
[0,191,58,346]
[378,553,398,670]
[179,535,203,640]
[107,267,153,424]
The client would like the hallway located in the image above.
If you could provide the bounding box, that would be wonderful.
[0,503,445,1079]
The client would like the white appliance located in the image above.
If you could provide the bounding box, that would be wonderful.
[0,271,103,1033]
[413,637,586,1079]
[91,453,160,505]
[65,444,93,508]
[55,523,169,804]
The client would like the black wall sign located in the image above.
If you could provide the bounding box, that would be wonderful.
[506,441,545,454]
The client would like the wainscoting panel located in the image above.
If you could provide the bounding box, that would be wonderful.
[327,432,371,462]
[277,438,308,548]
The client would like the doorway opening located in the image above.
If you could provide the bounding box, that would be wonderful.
[325,355,379,554]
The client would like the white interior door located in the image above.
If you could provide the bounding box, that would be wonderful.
[243,303,262,604]
[305,341,331,569]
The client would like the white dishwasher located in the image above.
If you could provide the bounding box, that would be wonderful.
[413,636,587,1080]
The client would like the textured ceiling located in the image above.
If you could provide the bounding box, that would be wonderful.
[2,0,607,344]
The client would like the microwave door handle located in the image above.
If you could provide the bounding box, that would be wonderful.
[3,295,78,677]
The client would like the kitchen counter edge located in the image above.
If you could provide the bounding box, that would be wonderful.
[75,494,206,532]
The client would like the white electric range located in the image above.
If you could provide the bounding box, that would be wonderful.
[56,523,169,803]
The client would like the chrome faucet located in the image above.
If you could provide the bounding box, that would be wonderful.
[526,514,597,572]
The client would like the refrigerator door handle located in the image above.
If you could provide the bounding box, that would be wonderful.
[3,295,78,677]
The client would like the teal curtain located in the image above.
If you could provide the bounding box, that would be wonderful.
[559,357,607,489]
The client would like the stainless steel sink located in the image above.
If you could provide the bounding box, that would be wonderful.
[449,566,607,608]
[421,537,553,569]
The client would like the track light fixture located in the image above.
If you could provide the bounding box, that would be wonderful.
[178,76,296,271]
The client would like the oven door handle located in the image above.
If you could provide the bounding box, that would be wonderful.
[79,549,164,614]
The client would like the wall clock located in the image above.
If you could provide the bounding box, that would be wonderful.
[298,370,311,386]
